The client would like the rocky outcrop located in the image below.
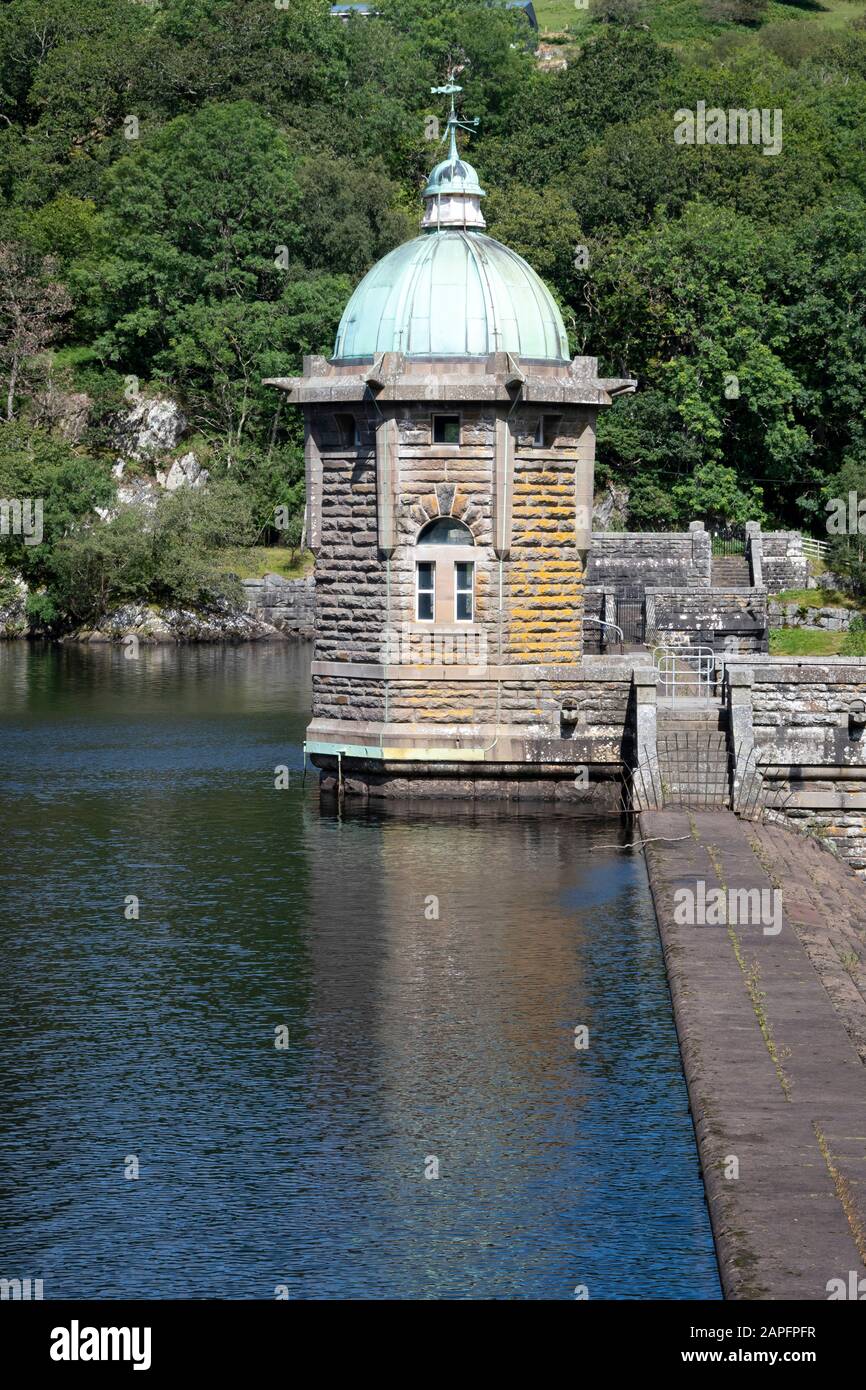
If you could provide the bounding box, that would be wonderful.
[0,572,314,644]
[592,482,630,530]
[0,577,28,637]
[156,451,209,492]
[113,396,187,461]
[67,599,284,644]
[98,451,210,521]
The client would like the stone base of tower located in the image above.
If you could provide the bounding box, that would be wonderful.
[305,657,651,810]
[315,758,626,809]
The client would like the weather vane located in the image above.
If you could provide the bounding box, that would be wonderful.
[430,78,479,162]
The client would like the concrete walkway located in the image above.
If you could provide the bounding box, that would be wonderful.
[641,809,866,1299]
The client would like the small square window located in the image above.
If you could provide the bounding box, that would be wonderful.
[534,416,561,448]
[433,415,461,445]
[333,412,357,449]
[455,561,474,623]
[416,561,435,621]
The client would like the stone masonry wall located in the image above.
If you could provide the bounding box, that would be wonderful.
[744,660,866,765]
[313,404,589,680]
[242,575,314,636]
[506,413,588,664]
[312,670,632,760]
[768,598,856,632]
[649,586,768,652]
[316,439,386,664]
[760,532,809,594]
[398,406,496,654]
[726,657,866,874]
[587,528,712,589]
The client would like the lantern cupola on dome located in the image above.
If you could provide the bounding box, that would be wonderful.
[331,81,570,363]
[421,81,486,231]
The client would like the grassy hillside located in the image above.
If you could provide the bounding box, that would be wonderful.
[535,0,866,41]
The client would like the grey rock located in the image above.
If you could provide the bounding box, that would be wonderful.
[114,397,187,462]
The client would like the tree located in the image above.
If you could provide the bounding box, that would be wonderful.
[0,243,72,419]
[0,421,113,599]
[484,184,584,300]
[672,462,766,526]
[584,202,811,519]
[77,102,303,372]
[590,0,648,27]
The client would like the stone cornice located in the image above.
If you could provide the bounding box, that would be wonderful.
[265,351,636,408]
[312,659,642,681]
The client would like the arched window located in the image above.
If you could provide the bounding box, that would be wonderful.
[415,517,475,623]
[417,517,473,546]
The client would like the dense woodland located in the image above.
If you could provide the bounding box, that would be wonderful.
[1,0,866,625]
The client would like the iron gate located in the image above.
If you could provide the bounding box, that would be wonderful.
[711,524,746,557]
[614,585,645,644]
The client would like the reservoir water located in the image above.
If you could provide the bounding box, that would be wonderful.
[0,642,720,1299]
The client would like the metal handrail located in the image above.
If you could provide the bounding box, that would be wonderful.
[652,644,717,702]
[584,615,625,647]
[801,536,829,559]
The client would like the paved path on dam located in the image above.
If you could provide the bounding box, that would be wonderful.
[641,809,866,1300]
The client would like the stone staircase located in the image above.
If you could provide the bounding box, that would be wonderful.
[655,701,731,808]
[711,554,751,586]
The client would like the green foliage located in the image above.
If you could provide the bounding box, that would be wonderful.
[828,538,866,599]
[0,0,865,617]
[840,614,866,655]
[0,421,114,586]
[45,481,253,627]
[77,102,303,368]
[672,461,767,525]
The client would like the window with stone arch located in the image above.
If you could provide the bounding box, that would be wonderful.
[415,516,475,624]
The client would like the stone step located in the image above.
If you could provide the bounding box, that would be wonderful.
[712,557,751,585]
[658,716,726,729]
[658,731,727,739]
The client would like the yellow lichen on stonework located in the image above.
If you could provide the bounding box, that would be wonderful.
[506,543,583,660]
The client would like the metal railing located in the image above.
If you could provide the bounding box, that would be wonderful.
[584,615,624,652]
[652,644,717,701]
[801,536,830,560]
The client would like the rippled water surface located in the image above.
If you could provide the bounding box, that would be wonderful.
[0,643,720,1299]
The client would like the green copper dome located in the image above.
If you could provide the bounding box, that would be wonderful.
[332,229,570,363]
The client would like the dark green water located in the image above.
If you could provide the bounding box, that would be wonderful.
[0,642,720,1299]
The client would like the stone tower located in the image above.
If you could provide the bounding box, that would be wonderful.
[267,87,635,798]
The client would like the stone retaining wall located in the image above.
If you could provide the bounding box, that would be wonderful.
[587,524,711,589]
[242,574,315,637]
[725,657,866,874]
[649,586,768,652]
[768,599,856,632]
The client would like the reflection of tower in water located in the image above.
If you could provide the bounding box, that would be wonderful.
[300,800,633,1289]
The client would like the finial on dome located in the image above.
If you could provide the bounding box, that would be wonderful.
[423,79,485,231]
